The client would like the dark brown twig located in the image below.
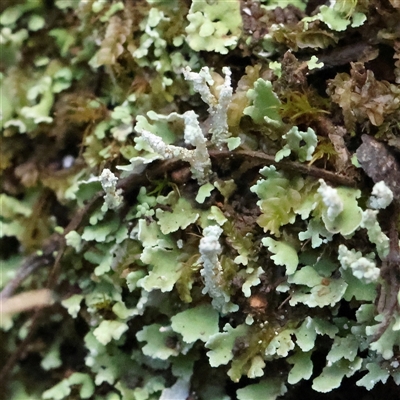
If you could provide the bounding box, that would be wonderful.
[374,202,400,341]
[210,149,358,187]
[0,249,55,301]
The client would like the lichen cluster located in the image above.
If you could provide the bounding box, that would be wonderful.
[2,1,400,399]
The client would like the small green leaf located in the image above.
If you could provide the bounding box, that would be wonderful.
[68,373,95,399]
[65,230,82,252]
[93,320,128,345]
[295,317,318,351]
[112,301,137,319]
[81,217,120,242]
[287,351,313,384]
[156,197,199,234]
[236,378,287,400]
[42,380,71,400]
[226,137,241,150]
[139,247,182,292]
[242,267,263,297]
[307,55,324,70]
[138,218,170,248]
[126,270,146,292]
[41,342,62,371]
[265,329,295,357]
[262,237,299,275]
[185,0,242,54]
[201,205,228,227]
[288,266,323,287]
[319,5,350,31]
[62,294,84,318]
[42,372,94,399]
[171,304,219,343]
[356,362,390,390]
[275,126,317,162]
[368,317,400,360]
[312,358,362,392]
[0,193,32,218]
[196,182,214,204]
[244,78,282,125]
[137,324,180,360]
[289,278,347,308]
[327,334,359,363]
[206,323,248,367]
[246,355,266,379]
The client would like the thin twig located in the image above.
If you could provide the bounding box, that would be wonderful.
[209,149,358,187]
[0,250,55,301]
[373,202,400,341]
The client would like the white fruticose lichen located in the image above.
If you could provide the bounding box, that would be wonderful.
[99,169,123,210]
[181,110,209,154]
[183,66,215,106]
[199,225,238,314]
[368,181,393,209]
[361,209,389,259]
[183,66,232,149]
[140,111,211,184]
[317,179,343,220]
[338,244,380,284]
[210,66,232,147]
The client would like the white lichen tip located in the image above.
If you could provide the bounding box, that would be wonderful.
[209,66,232,148]
[183,66,232,149]
[361,209,389,259]
[182,110,207,148]
[199,225,238,314]
[338,244,380,284]
[100,169,123,210]
[318,179,343,220]
[140,127,211,184]
[199,225,223,258]
[368,181,393,209]
[140,130,175,159]
[183,66,215,106]
[100,168,118,189]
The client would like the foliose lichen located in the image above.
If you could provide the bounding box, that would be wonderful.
[2,1,400,399]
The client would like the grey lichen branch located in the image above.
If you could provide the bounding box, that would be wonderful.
[183,66,232,149]
[139,111,212,184]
